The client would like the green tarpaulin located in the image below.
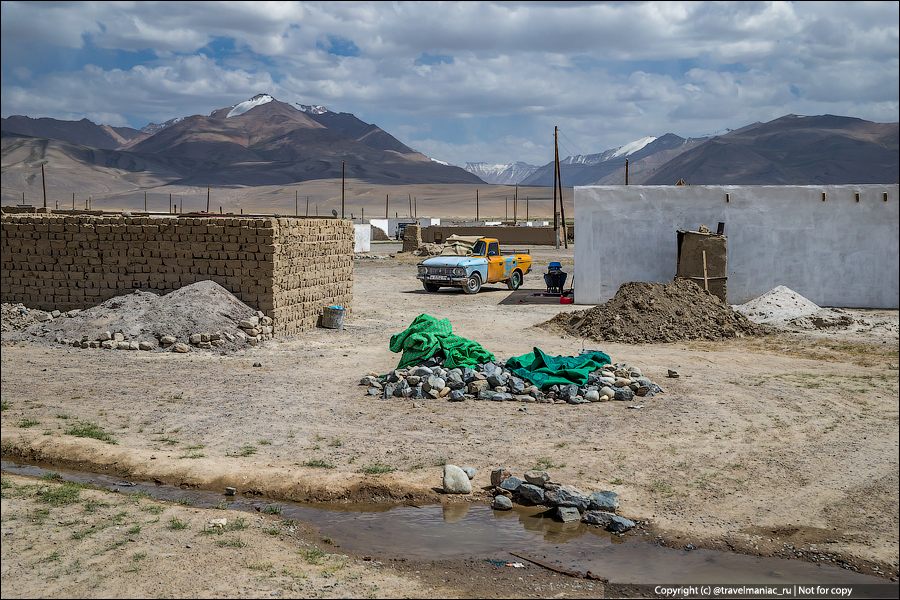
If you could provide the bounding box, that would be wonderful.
[505,347,611,389]
[389,314,495,370]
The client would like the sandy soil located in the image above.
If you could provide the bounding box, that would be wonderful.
[2,242,898,598]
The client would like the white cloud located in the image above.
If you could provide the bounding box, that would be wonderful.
[1,1,896,167]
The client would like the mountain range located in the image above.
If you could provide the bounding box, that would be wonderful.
[1,94,482,189]
[2,94,898,200]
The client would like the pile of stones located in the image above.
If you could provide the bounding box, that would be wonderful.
[490,468,635,533]
[360,358,663,404]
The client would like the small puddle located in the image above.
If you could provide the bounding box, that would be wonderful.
[2,460,892,591]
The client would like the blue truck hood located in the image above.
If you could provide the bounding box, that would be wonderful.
[420,256,485,268]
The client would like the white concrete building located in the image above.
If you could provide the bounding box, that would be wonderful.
[574,185,899,308]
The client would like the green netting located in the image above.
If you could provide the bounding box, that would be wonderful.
[505,347,611,390]
[389,314,495,370]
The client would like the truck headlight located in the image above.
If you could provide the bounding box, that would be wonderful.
[418,266,427,275]
[454,267,466,276]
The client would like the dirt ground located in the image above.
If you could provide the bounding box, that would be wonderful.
[2,242,898,598]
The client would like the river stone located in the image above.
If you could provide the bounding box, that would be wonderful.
[462,467,476,480]
[449,389,466,402]
[468,380,489,394]
[487,372,508,387]
[583,511,635,532]
[599,386,616,399]
[491,468,512,487]
[171,343,190,353]
[462,367,476,383]
[406,375,421,386]
[588,491,620,512]
[382,382,397,398]
[524,470,551,487]
[492,495,513,511]
[508,377,526,394]
[614,389,634,402]
[557,506,581,523]
[545,485,590,511]
[477,389,496,401]
[585,390,601,402]
[138,341,154,351]
[514,394,536,403]
[499,476,523,493]
[518,483,546,504]
[442,465,472,494]
[98,331,112,341]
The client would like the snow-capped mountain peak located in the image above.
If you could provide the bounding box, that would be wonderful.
[141,117,182,135]
[611,136,657,158]
[226,94,274,118]
[295,103,329,115]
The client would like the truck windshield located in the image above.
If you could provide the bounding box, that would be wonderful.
[473,240,486,256]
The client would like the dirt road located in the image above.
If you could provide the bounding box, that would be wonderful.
[2,242,898,597]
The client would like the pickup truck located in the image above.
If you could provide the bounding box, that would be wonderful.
[416,236,532,294]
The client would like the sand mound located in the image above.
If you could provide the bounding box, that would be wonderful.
[2,280,258,352]
[543,279,770,344]
[733,285,821,324]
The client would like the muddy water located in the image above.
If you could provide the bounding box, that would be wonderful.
[1,460,890,589]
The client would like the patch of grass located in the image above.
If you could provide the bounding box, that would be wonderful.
[216,538,249,548]
[301,459,335,469]
[262,504,282,515]
[328,438,343,447]
[300,547,326,564]
[408,463,425,471]
[29,508,51,524]
[229,445,257,457]
[65,421,116,444]
[649,480,683,498]
[609,477,625,485]
[155,436,179,446]
[37,550,61,564]
[214,500,229,510]
[38,482,83,506]
[264,527,281,536]
[56,414,70,419]
[18,417,40,428]
[184,444,205,450]
[167,517,189,530]
[175,497,193,506]
[533,457,565,470]
[227,517,248,531]
[41,472,63,481]
[143,505,165,515]
[358,462,395,475]
[258,439,271,446]
[179,452,205,459]
[127,524,141,535]
[0,400,10,411]
[244,561,273,571]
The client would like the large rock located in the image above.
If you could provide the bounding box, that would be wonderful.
[491,468,512,487]
[523,470,551,487]
[557,506,581,523]
[518,483,546,505]
[442,465,472,494]
[499,476,523,493]
[583,510,635,532]
[492,495,513,510]
[544,484,590,512]
[588,491,620,512]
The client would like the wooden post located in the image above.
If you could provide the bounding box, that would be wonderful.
[341,161,345,219]
[306,196,309,217]
[476,190,479,222]
[72,192,75,210]
[414,197,417,218]
[556,130,567,249]
[41,164,47,208]
[169,193,172,214]
[385,194,388,219]
[295,190,298,216]
[408,193,412,218]
[144,191,147,212]
[553,127,559,248]
[207,186,210,212]
[702,250,709,291]
[625,158,629,185]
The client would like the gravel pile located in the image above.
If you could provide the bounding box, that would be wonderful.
[543,279,770,344]
[1,280,270,353]
[361,357,663,405]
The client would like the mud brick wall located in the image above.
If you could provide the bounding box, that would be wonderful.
[271,217,354,336]
[0,214,354,336]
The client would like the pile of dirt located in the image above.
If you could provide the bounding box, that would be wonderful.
[2,280,259,352]
[543,279,771,344]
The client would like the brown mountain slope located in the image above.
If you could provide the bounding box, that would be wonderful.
[645,114,899,184]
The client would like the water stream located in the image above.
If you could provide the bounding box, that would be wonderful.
[2,460,893,593]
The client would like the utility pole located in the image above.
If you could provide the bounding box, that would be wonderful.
[408,193,412,219]
[476,190,479,222]
[556,130,567,249]
[553,127,559,249]
[207,186,210,213]
[385,194,389,219]
[144,191,147,212]
[41,164,47,209]
[295,190,298,216]
[514,184,518,224]
[306,196,309,217]
[341,161,345,219]
[625,158,629,185]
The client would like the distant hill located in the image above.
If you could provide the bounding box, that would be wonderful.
[522,134,708,186]
[644,115,899,185]
[1,94,484,188]
[1,116,143,150]
[464,161,540,185]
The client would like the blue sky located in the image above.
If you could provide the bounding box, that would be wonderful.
[1,1,897,167]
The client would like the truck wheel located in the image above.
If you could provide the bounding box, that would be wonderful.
[506,270,522,290]
[423,282,441,292]
[463,273,482,294]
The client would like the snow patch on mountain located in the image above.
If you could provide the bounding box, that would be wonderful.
[295,103,329,115]
[611,136,657,158]
[141,117,182,135]
[227,94,274,118]
[464,161,539,185]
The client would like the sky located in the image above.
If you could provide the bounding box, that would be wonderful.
[1,1,898,168]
